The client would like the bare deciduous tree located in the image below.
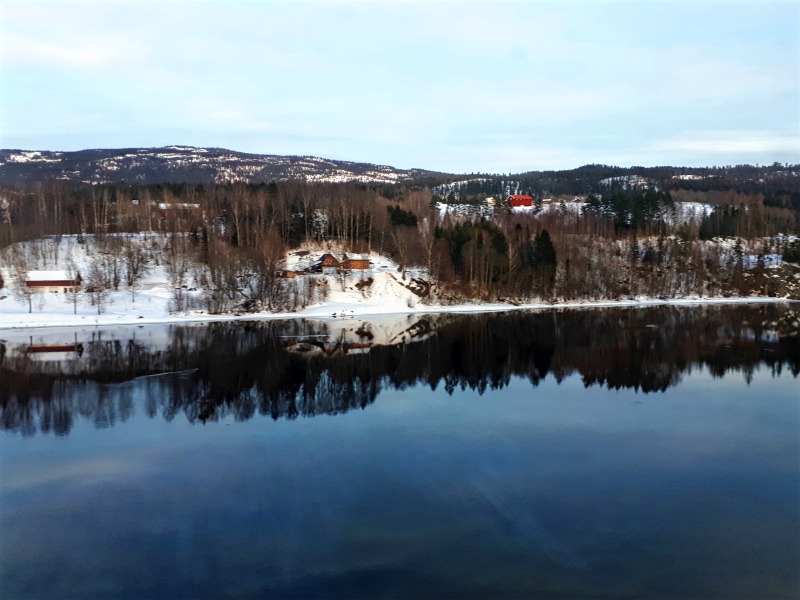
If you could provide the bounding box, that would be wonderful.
[86,258,110,314]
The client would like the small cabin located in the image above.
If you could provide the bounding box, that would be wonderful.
[507,194,534,207]
[341,253,371,271]
[25,270,81,293]
[319,253,340,267]
[309,253,341,273]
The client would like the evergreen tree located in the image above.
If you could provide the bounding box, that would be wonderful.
[532,229,557,299]
[533,229,557,270]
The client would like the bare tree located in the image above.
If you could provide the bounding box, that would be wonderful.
[122,236,150,303]
[85,258,110,314]
[165,233,192,312]
[98,236,123,290]
[9,245,34,313]
[64,259,82,314]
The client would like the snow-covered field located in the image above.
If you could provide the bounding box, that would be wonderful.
[0,235,793,331]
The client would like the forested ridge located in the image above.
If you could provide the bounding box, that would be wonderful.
[1,158,799,311]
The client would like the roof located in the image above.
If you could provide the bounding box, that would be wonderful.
[343,253,369,261]
[157,203,200,210]
[26,270,74,282]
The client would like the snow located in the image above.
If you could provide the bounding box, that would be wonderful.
[0,235,794,331]
[435,202,493,220]
[599,175,658,190]
[431,178,492,194]
[26,270,73,282]
[540,200,585,214]
[676,201,711,218]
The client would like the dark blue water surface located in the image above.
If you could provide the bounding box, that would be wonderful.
[1,305,798,599]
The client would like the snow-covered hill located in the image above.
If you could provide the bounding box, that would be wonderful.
[0,235,439,328]
[0,146,448,185]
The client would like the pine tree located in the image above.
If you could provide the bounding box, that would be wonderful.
[533,229,557,299]
[533,229,557,270]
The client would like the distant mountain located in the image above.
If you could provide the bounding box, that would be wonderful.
[1,147,798,202]
[0,146,450,185]
[432,163,800,199]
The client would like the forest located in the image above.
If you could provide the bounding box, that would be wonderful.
[1,173,799,314]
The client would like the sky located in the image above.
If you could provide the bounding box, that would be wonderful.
[1,0,798,173]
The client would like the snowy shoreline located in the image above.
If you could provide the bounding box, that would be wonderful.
[0,295,794,331]
[3,235,797,331]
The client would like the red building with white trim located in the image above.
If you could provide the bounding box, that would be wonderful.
[25,270,81,293]
[507,195,534,207]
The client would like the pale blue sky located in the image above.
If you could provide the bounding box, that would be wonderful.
[2,0,798,173]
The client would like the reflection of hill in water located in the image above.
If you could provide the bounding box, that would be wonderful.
[1,305,798,435]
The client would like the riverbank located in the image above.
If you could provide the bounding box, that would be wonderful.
[0,290,793,330]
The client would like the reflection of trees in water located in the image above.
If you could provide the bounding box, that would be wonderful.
[1,304,797,435]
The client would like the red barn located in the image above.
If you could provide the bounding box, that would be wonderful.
[507,195,534,207]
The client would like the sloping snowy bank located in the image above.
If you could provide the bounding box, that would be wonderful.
[0,235,794,331]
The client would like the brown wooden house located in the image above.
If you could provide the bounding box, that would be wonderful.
[341,253,371,270]
[309,253,341,273]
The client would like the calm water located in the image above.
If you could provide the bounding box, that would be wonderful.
[1,305,798,599]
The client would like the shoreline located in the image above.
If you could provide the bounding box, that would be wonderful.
[0,296,795,331]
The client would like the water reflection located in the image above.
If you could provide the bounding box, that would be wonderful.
[2,305,799,599]
[1,304,798,435]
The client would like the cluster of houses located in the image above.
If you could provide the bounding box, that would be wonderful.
[507,195,559,207]
[278,252,372,278]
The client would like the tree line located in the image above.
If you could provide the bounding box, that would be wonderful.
[1,177,799,311]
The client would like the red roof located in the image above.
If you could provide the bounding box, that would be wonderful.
[508,195,534,207]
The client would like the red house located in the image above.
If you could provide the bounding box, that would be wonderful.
[507,195,534,207]
[25,270,81,293]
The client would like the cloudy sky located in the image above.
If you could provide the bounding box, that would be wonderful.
[1,0,798,173]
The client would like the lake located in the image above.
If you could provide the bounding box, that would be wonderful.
[1,304,798,599]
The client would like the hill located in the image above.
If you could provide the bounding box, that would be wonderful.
[2,146,799,204]
[0,146,449,186]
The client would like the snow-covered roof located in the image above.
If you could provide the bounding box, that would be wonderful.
[157,203,200,210]
[344,253,369,261]
[26,270,74,282]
